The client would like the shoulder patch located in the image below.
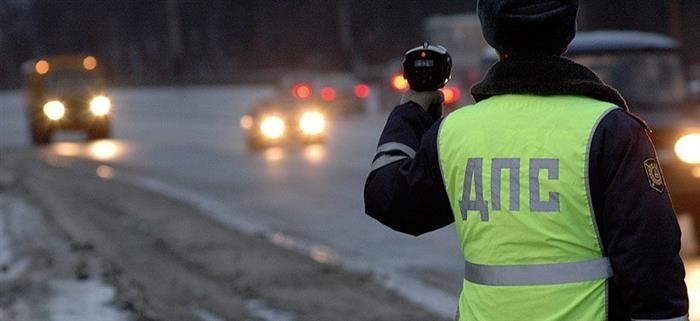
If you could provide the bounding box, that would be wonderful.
[643,158,665,193]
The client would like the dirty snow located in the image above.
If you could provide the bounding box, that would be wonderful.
[0,195,131,321]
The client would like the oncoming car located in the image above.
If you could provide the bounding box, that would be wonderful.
[23,54,112,144]
[240,97,328,150]
[483,31,700,241]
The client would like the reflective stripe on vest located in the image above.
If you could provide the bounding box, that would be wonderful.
[438,94,619,321]
[464,257,613,286]
[631,315,689,321]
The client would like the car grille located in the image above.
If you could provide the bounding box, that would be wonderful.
[62,100,92,124]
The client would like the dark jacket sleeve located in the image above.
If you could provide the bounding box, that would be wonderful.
[363,102,454,236]
[589,110,689,320]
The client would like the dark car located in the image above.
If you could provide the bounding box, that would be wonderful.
[23,55,112,144]
[280,72,371,115]
[240,95,329,150]
[483,31,700,240]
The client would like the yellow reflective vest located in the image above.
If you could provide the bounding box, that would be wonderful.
[438,94,618,320]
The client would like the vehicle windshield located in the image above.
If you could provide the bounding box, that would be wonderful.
[572,52,688,108]
[42,69,100,94]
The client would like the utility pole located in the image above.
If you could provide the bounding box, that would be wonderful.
[165,0,183,78]
[337,0,360,73]
[668,0,682,40]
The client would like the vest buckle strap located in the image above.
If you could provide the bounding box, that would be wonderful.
[464,257,613,286]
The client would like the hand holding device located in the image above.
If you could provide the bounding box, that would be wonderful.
[402,42,452,119]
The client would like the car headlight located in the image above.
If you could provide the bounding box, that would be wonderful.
[43,100,65,120]
[90,96,111,116]
[260,116,285,139]
[675,133,700,164]
[299,111,326,135]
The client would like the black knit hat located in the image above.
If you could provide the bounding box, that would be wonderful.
[478,0,578,57]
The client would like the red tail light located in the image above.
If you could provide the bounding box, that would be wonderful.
[354,84,371,99]
[292,82,313,100]
[391,73,409,92]
[441,86,461,106]
[320,87,336,101]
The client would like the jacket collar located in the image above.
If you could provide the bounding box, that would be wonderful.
[471,55,630,112]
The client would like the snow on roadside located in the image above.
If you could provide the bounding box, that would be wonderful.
[0,196,17,267]
[0,195,31,284]
[0,195,131,321]
[46,279,129,321]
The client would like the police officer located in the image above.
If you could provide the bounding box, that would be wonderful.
[364,0,689,320]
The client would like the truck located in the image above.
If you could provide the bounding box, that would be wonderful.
[23,55,112,144]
